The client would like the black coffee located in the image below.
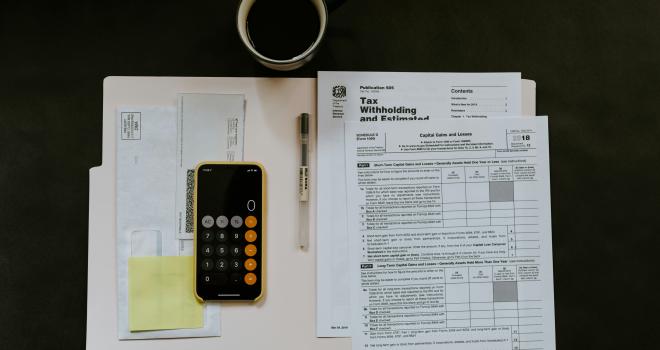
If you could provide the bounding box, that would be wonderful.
[246,0,321,60]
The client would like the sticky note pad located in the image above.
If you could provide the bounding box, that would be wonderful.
[128,256,203,331]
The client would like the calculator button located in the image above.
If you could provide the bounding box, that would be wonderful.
[216,230,228,242]
[216,259,228,272]
[230,273,242,284]
[201,273,227,285]
[244,273,257,285]
[231,232,241,241]
[230,245,242,256]
[201,215,215,228]
[230,216,243,228]
[201,259,214,271]
[201,244,213,257]
[247,200,256,211]
[216,215,229,228]
[244,258,257,271]
[216,244,228,256]
[245,230,257,242]
[245,244,257,257]
[231,259,242,271]
[245,216,257,228]
[201,230,214,242]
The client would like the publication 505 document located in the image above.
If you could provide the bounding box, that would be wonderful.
[344,117,555,350]
[317,71,523,336]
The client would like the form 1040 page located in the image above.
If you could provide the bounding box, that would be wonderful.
[344,117,555,350]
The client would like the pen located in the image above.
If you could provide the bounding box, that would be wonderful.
[298,113,310,250]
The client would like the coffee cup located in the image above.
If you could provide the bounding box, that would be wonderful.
[236,0,345,71]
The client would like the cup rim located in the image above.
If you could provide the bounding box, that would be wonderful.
[236,0,328,65]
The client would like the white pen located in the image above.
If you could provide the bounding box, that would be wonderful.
[298,113,310,250]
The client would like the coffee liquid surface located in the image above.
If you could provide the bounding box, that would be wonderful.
[247,0,321,60]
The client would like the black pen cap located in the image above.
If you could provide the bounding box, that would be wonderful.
[300,113,309,134]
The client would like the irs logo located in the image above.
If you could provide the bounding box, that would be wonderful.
[332,85,347,98]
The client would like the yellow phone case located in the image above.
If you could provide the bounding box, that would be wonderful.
[193,161,266,302]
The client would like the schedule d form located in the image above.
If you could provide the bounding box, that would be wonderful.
[317,71,523,336]
[344,117,555,350]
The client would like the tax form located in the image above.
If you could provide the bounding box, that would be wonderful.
[317,71,523,336]
[344,117,555,350]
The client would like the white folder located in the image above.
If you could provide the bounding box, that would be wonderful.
[87,76,534,349]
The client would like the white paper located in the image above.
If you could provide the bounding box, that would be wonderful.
[175,94,245,239]
[344,117,555,350]
[116,107,221,339]
[316,71,523,336]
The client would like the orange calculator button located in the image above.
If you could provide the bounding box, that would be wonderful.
[244,258,257,271]
[245,216,257,228]
[244,273,257,285]
[245,244,257,257]
[245,230,257,242]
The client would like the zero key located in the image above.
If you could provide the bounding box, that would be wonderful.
[202,273,228,285]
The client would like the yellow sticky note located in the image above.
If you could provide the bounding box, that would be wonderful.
[128,256,203,331]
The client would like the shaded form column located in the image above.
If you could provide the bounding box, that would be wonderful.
[489,165,515,257]
[493,265,519,350]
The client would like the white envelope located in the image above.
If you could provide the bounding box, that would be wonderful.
[115,106,221,339]
[175,94,245,239]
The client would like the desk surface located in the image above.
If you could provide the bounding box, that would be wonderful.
[2,1,660,349]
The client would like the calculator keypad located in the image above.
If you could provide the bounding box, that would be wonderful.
[199,213,261,290]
